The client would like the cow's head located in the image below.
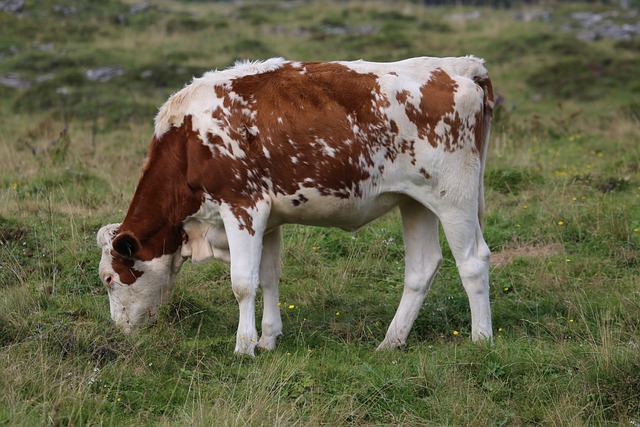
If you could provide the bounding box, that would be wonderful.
[97,223,184,332]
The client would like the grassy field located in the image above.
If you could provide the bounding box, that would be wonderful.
[1,1,639,425]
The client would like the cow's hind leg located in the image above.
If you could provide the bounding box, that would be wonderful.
[258,226,283,350]
[439,206,492,341]
[378,199,442,350]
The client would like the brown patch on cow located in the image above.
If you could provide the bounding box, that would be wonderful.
[389,119,399,134]
[474,76,494,154]
[291,193,309,207]
[187,62,399,232]
[111,254,144,285]
[398,68,459,150]
[117,115,204,260]
[419,168,432,179]
[491,243,564,269]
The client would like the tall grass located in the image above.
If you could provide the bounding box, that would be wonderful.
[1,1,639,425]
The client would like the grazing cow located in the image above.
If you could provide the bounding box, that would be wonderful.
[97,56,494,355]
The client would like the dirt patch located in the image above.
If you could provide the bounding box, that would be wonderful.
[491,243,564,268]
[0,223,26,244]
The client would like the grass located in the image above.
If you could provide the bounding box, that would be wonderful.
[1,0,640,425]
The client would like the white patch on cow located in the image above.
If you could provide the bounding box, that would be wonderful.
[97,225,183,332]
[246,124,260,137]
[434,118,450,140]
[268,187,403,232]
[262,146,271,159]
[314,137,336,157]
[182,200,230,263]
[290,156,298,165]
[453,76,485,118]
[277,117,283,124]
[96,223,119,248]
[337,55,486,81]
[230,57,287,77]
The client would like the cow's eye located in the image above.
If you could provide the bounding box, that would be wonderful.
[104,275,113,286]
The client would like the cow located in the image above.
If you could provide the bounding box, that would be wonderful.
[97,56,494,356]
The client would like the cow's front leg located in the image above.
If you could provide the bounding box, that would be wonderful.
[220,201,270,356]
[258,226,283,350]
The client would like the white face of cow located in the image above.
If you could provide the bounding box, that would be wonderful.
[96,224,184,332]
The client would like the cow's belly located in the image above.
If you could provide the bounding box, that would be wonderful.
[268,191,406,231]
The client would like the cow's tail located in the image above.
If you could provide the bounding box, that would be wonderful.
[473,70,494,230]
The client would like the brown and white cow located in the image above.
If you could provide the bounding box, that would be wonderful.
[97,56,494,356]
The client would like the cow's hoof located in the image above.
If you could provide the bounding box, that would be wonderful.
[234,340,258,357]
[257,333,284,351]
[376,338,406,351]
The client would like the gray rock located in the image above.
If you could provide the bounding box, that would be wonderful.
[0,0,25,13]
[567,10,640,41]
[0,73,31,89]
[85,67,124,82]
[129,2,149,14]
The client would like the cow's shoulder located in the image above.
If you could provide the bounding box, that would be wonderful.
[154,58,290,138]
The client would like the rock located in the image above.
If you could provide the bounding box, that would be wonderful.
[447,11,482,21]
[568,10,640,41]
[129,2,149,14]
[0,0,25,13]
[85,67,124,82]
[514,10,550,22]
[52,4,77,16]
[0,73,30,89]
[321,25,376,37]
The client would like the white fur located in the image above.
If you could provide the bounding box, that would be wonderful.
[97,224,183,331]
[182,200,230,263]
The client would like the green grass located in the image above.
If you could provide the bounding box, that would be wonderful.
[1,1,639,425]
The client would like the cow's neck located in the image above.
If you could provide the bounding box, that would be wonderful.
[119,116,203,261]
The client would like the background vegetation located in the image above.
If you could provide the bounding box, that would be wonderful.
[1,0,639,425]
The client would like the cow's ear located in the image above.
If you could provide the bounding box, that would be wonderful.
[112,232,141,259]
[97,223,121,248]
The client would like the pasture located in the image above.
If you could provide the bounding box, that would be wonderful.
[1,1,639,425]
